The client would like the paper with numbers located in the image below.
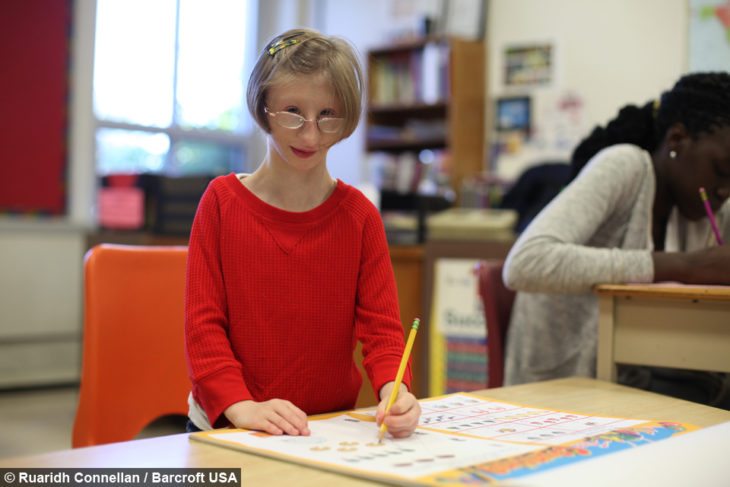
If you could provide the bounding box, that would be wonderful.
[190,393,698,485]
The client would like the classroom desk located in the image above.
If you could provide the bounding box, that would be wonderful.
[594,283,730,381]
[2,378,729,486]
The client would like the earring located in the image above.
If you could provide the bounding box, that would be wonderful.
[669,150,677,159]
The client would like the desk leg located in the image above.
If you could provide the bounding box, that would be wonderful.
[596,295,617,382]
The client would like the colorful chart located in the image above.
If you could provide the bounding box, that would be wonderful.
[191,393,698,485]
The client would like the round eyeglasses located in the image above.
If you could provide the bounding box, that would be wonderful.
[265,107,344,134]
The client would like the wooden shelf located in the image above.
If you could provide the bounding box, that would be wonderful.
[366,37,486,202]
[366,137,446,152]
[369,103,447,118]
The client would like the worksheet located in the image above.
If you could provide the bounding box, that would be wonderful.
[416,394,648,444]
[200,413,540,480]
[191,393,698,485]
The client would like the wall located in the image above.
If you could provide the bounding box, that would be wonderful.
[487,0,688,181]
[0,1,90,387]
[0,0,695,387]
[0,0,430,388]
[0,228,84,387]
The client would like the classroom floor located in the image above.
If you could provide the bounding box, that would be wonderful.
[0,385,186,460]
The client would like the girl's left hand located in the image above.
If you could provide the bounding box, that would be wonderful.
[375,382,421,438]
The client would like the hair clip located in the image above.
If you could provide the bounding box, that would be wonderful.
[267,33,304,56]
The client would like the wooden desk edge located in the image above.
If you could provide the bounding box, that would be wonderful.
[593,283,730,301]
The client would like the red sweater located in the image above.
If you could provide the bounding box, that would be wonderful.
[185,174,410,427]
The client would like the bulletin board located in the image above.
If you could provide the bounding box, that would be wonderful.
[503,43,552,86]
[0,1,71,215]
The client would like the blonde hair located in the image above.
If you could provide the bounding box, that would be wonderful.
[246,28,363,140]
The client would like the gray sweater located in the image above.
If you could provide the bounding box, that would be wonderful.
[502,144,730,385]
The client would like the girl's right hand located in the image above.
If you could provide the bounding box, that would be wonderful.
[654,245,730,284]
[224,399,310,436]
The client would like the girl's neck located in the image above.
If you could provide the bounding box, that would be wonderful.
[242,163,336,212]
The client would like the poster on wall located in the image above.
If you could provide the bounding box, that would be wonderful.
[689,0,730,71]
[503,43,552,86]
[496,96,531,135]
[429,258,487,396]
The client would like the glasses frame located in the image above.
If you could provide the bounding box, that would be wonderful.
[264,107,344,134]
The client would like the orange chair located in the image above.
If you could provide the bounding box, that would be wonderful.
[476,260,516,389]
[72,244,191,447]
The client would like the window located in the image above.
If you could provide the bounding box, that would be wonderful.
[93,0,255,176]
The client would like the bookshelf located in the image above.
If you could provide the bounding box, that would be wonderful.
[366,36,486,202]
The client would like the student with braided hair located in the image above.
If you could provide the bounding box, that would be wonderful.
[502,72,730,407]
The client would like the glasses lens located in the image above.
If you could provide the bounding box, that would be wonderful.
[268,110,343,133]
[318,117,344,133]
[274,111,304,129]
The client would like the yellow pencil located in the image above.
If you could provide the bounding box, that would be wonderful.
[378,317,420,443]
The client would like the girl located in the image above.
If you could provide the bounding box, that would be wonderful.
[184,29,421,436]
[503,72,730,407]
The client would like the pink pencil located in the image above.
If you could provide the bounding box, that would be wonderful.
[699,187,723,245]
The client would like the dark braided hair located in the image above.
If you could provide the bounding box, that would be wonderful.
[569,71,730,181]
